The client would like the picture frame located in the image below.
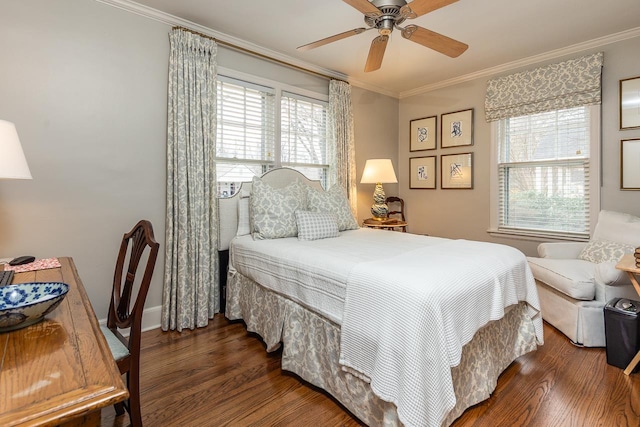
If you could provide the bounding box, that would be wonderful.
[441,108,474,148]
[621,138,640,190]
[441,152,473,189]
[409,156,437,189]
[620,76,640,130]
[410,116,437,151]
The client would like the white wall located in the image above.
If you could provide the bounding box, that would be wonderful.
[0,0,170,320]
[399,37,640,256]
[352,87,400,222]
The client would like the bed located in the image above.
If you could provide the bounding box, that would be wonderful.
[219,168,543,427]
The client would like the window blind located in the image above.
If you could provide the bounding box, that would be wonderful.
[216,77,275,162]
[215,77,275,195]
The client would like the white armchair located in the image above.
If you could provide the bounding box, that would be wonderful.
[527,211,640,347]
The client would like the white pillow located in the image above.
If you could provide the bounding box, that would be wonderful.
[578,239,635,264]
[250,177,306,239]
[295,210,339,241]
[306,185,359,231]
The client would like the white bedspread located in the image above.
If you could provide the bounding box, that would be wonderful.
[339,239,543,427]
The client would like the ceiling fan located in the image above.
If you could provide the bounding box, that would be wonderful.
[297,0,468,72]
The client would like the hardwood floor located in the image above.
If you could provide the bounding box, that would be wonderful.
[102,314,640,427]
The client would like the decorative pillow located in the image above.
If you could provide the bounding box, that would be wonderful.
[578,239,635,264]
[250,177,305,239]
[306,185,359,231]
[295,210,339,241]
[236,196,251,236]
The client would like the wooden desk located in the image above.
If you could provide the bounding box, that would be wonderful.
[0,257,128,426]
[615,254,640,376]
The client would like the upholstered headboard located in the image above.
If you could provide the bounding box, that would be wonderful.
[217,168,323,251]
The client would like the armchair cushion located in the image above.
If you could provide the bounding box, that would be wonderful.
[527,257,596,300]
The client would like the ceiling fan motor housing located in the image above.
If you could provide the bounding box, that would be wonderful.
[365,0,407,35]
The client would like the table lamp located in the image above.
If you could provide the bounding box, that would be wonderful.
[360,158,397,220]
[0,120,32,268]
[0,120,32,180]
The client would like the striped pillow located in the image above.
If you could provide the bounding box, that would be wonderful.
[295,211,339,241]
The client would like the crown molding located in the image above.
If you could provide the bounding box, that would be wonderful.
[95,0,354,83]
[399,26,640,99]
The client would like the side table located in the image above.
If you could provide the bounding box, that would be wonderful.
[362,218,407,232]
[615,254,640,375]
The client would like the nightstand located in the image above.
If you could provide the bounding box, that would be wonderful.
[362,218,407,232]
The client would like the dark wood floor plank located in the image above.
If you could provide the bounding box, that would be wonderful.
[102,314,640,427]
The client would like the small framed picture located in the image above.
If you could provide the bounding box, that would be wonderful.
[410,116,437,151]
[621,138,640,190]
[441,153,473,189]
[441,109,474,148]
[409,156,436,189]
[620,76,640,130]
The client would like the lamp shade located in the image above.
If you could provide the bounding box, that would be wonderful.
[0,120,32,179]
[360,159,398,184]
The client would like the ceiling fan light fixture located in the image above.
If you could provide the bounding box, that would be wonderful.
[378,17,395,35]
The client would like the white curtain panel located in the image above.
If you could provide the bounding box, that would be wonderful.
[328,80,358,216]
[162,28,219,331]
[485,52,603,122]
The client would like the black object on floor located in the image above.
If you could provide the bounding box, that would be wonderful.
[604,298,640,372]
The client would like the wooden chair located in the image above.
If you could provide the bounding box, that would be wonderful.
[385,196,407,232]
[101,220,159,427]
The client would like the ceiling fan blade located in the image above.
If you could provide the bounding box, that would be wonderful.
[364,35,389,72]
[297,28,367,52]
[343,0,382,17]
[400,0,458,19]
[401,25,468,57]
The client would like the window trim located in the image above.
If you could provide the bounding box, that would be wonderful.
[488,104,601,242]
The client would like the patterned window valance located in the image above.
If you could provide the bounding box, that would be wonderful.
[485,52,603,122]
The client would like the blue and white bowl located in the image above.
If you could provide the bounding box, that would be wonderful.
[0,282,69,333]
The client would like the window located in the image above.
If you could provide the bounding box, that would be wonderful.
[491,105,600,240]
[215,74,329,197]
[281,92,328,183]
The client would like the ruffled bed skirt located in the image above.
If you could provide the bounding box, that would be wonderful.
[226,269,538,426]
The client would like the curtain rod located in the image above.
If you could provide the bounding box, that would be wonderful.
[172,26,346,83]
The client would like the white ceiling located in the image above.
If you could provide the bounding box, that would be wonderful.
[126,0,640,98]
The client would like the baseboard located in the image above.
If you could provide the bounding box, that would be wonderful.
[98,304,162,336]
